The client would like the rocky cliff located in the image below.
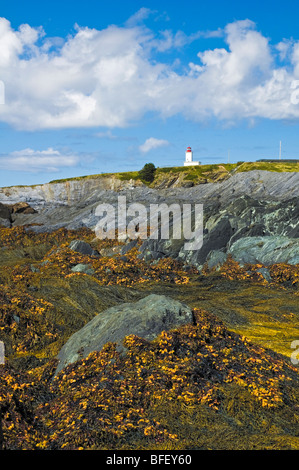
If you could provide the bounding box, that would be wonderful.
[0,170,298,269]
[0,169,298,209]
[0,175,142,210]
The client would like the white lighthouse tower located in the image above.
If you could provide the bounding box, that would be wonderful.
[184,146,200,166]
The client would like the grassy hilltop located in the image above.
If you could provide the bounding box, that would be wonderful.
[5,160,297,190]
[48,160,299,187]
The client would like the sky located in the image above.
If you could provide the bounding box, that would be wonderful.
[1,0,299,186]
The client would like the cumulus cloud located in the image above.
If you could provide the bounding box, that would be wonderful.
[139,137,169,153]
[0,16,299,130]
[0,147,79,172]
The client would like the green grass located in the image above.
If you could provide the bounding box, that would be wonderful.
[115,171,140,181]
[2,160,290,189]
[48,172,112,184]
[46,160,299,187]
[234,161,299,173]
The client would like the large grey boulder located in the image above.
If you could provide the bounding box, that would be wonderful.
[55,294,193,375]
[228,236,299,266]
[69,239,100,257]
[71,263,95,275]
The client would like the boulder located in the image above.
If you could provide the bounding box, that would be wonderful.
[10,202,37,214]
[120,239,138,255]
[69,239,100,257]
[71,263,95,275]
[0,201,37,226]
[256,267,272,282]
[0,203,11,221]
[0,217,11,227]
[55,294,193,375]
[206,250,228,269]
[190,216,233,266]
[30,265,40,273]
[229,236,299,266]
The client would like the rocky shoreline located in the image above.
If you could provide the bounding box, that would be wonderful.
[1,170,298,270]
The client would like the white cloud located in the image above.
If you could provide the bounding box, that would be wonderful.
[139,137,169,153]
[276,39,293,61]
[0,147,79,172]
[125,7,154,27]
[0,16,299,130]
[0,19,168,130]
[95,130,118,139]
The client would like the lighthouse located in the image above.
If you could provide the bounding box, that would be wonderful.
[184,146,200,166]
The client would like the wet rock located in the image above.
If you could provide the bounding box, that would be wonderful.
[138,195,299,269]
[0,217,11,227]
[55,294,193,375]
[0,201,36,226]
[30,265,40,273]
[10,202,37,214]
[206,250,228,269]
[257,267,272,282]
[71,263,95,275]
[69,239,100,257]
[120,239,138,255]
[0,203,11,221]
[228,236,299,266]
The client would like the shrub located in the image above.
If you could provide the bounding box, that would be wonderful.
[138,163,156,183]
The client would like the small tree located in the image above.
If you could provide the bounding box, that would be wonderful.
[138,163,156,183]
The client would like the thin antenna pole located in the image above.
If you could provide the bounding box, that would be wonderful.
[279,141,281,160]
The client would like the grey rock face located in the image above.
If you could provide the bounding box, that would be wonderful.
[0,217,11,227]
[1,170,299,229]
[138,195,299,269]
[69,239,100,257]
[71,263,95,275]
[256,267,272,282]
[206,250,228,269]
[1,171,298,269]
[0,201,36,223]
[120,239,138,255]
[0,203,11,221]
[0,176,144,210]
[55,294,193,375]
[228,236,299,266]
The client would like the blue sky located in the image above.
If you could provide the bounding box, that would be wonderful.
[1,0,299,186]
